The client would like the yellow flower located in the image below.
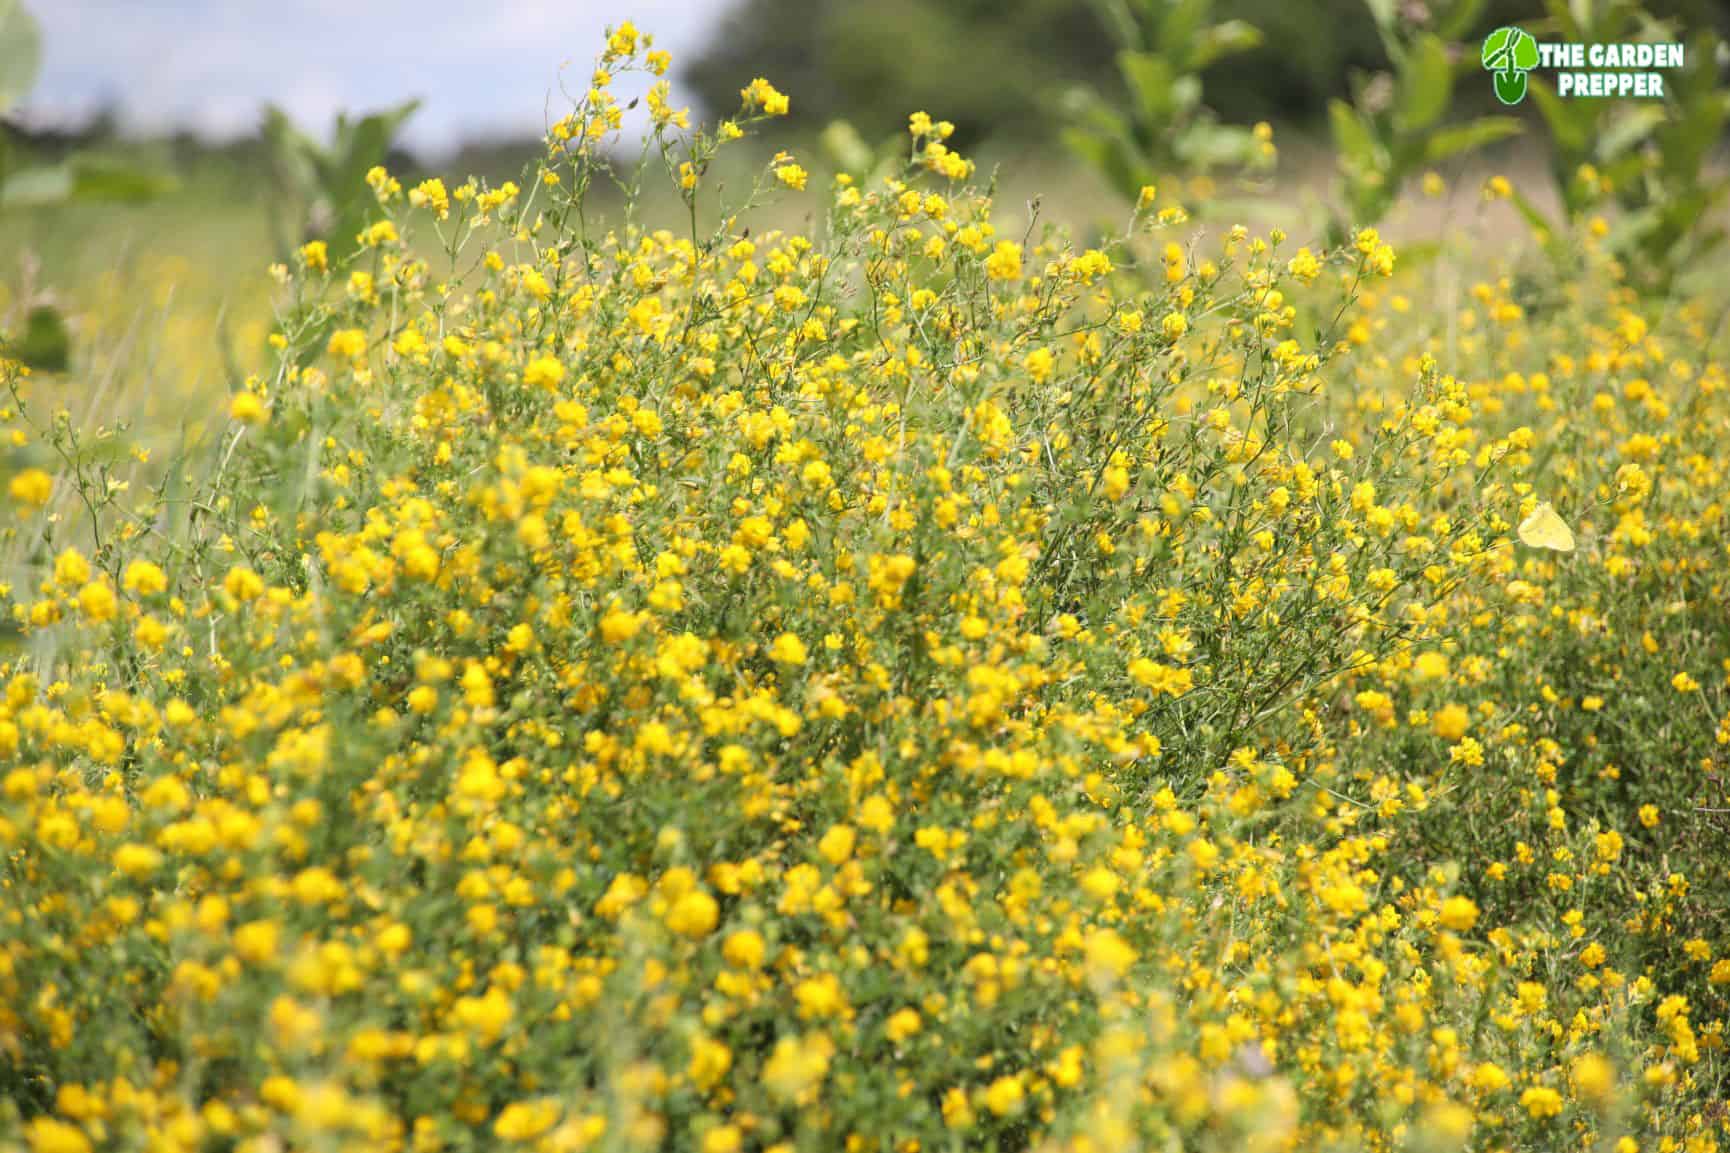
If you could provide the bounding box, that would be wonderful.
[229,391,267,425]
[741,77,790,116]
[123,560,168,597]
[984,241,1023,281]
[885,1008,922,1042]
[770,632,808,666]
[327,328,368,360]
[224,567,265,602]
[665,890,720,938]
[703,1126,742,1153]
[723,929,766,970]
[8,467,53,508]
[1470,1062,1509,1092]
[1571,1053,1615,1105]
[77,581,117,623]
[984,1075,1024,1117]
[1438,896,1479,932]
[234,920,281,966]
[494,1099,561,1142]
[524,355,566,391]
[1024,347,1055,384]
[26,1118,92,1153]
[1519,1085,1563,1119]
[1083,928,1136,980]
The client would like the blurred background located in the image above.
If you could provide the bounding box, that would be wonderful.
[2,0,1727,433]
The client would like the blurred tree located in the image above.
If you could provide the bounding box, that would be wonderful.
[685,0,1118,143]
[687,0,1729,139]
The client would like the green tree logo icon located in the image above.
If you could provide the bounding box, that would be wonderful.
[1482,26,1539,105]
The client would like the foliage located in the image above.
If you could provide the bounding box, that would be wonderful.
[1327,0,1522,234]
[1514,0,1730,291]
[1062,0,1274,205]
[685,0,1118,142]
[260,100,421,263]
[2,21,1730,1153]
[0,0,173,374]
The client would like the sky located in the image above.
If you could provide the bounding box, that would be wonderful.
[24,0,736,155]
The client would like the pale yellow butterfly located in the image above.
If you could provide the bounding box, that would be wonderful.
[1517,501,1575,552]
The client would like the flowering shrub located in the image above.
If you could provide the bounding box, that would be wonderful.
[2,26,1727,1153]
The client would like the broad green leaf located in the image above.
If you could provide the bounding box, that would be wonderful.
[1088,0,1140,51]
[1397,34,1453,132]
[1191,20,1261,69]
[1328,99,1382,175]
[1530,79,1594,153]
[1060,126,1147,204]
[1596,106,1664,161]
[1363,0,1398,34]
[1117,50,1176,125]
[1435,0,1489,41]
[1508,188,1556,242]
[1541,0,1583,41]
[1157,0,1210,66]
[1422,116,1522,163]
[0,0,40,114]
[1063,86,1131,138]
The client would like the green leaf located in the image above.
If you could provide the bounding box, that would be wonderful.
[1157,0,1210,65]
[1434,0,1489,41]
[1363,0,1398,34]
[1191,19,1261,69]
[1328,99,1382,176]
[1422,116,1522,163]
[1508,188,1556,242]
[1530,77,1595,154]
[1397,34,1453,133]
[16,304,68,372]
[1117,50,1176,126]
[1063,86,1130,139]
[1542,0,1583,42]
[1596,106,1664,162]
[1061,126,1148,204]
[0,0,41,114]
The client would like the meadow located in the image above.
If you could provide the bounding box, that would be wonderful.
[3,15,1730,1153]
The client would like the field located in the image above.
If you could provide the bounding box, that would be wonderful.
[3,17,1730,1153]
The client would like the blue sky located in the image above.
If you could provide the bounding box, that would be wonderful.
[26,1,734,154]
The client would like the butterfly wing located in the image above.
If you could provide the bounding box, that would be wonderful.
[1517,503,1576,552]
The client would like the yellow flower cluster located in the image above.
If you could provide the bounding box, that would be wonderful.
[0,27,1727,1153]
